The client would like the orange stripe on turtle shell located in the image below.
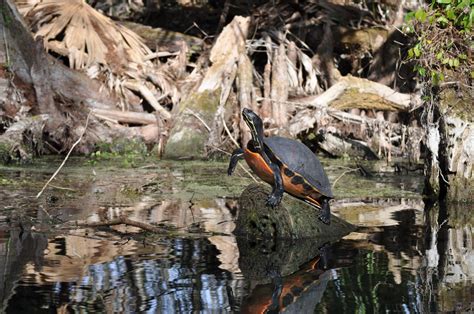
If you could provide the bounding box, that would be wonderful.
[281,167,323,208]
[303,194,322,209]
[244,149,323,208]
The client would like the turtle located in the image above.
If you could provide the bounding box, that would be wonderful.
[228,108,333,224]
[240,252,327,313]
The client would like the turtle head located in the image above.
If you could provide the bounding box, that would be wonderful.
[242,108,264,149]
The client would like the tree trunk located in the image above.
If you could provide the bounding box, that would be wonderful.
[164,16,250,158]
[0,0,133,159]
[270,39,289,127]
[235,183,355,240]
[424,85,473,202]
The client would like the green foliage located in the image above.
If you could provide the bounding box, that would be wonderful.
[88,139,149,167]
[404,0,473,86]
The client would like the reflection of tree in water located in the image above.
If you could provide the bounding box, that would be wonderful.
[0,229,48,313]
[317,204,473,313]
[419,202,473,313]
[5,237,245,313]
[2,200,471,312]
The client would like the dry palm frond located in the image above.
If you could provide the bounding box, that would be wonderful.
[16,0,180,119]
[17,0,151,72]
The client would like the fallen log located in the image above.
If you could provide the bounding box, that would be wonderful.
[235,184,355,240]
[288,75,421,138]
[66,216,166,234]
[92,108,157,125]
[292,75,419,112]
[286,75,424,160]
[318,132,379,160]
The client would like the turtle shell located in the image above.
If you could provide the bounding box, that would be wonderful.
[264,136,333,198]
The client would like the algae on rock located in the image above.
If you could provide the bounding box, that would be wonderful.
[235,183,355,240]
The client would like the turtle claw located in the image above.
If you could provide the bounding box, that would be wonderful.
[319,198,331,225]
[266,193,282,208]
[318,212,330,225]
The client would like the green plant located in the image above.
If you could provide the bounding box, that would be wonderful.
[404,0,473,85]
[87,139,149,167]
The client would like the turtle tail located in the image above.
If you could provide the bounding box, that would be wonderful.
[319,198,331,225]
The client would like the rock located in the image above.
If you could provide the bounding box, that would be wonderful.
[234,183,355,240]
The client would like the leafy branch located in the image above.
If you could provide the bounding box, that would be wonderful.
[404,0,473,85]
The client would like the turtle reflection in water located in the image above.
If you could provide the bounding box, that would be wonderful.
[228,108,333,224]
[241,254,327,313]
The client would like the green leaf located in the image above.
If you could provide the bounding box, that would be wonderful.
[418,67,426,76]
[408,48,414,58]
[442,58,450,64]
[413,44,421,57]
[471,71,474,79]
[436,0,452,3]
[437,16,449,24]
[431,71,441,85]
[415,9,428,22]
[453,58,460,67]
[446,9,456,20]
[405,11,415,22]
[459,53,467,59]
[448,58,454,67]
[456,0,470,10]
[469,7,474,28]
[436,51,444,60]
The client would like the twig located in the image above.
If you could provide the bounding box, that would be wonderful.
[185,108,211,132]
[206,144,231,155]
[238,162,259,183]
[221,115,240,148]
[144,51,179,61]
[221,115,258,182]
[39,205,52,219]
[70,216,165,233]
[48,184,77,192]
[332,168,359,189]
[36,112,92,198]
[3,21,10,67]
[124,81,171,119]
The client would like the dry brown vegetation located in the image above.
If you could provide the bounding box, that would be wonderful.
[0,0,466,174]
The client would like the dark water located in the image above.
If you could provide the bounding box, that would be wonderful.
[0,159,472,313]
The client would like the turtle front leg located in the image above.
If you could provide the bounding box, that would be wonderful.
[266,162,284,208]
[319,197,331,225]
[227,148,244,176]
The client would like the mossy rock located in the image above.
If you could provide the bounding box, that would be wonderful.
[235,183,355,240]
[164,90,220,159]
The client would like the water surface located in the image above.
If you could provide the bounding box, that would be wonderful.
[0,158,472,313]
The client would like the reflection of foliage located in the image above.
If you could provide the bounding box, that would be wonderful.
[316,250,422,313]
[404,0,473,85]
